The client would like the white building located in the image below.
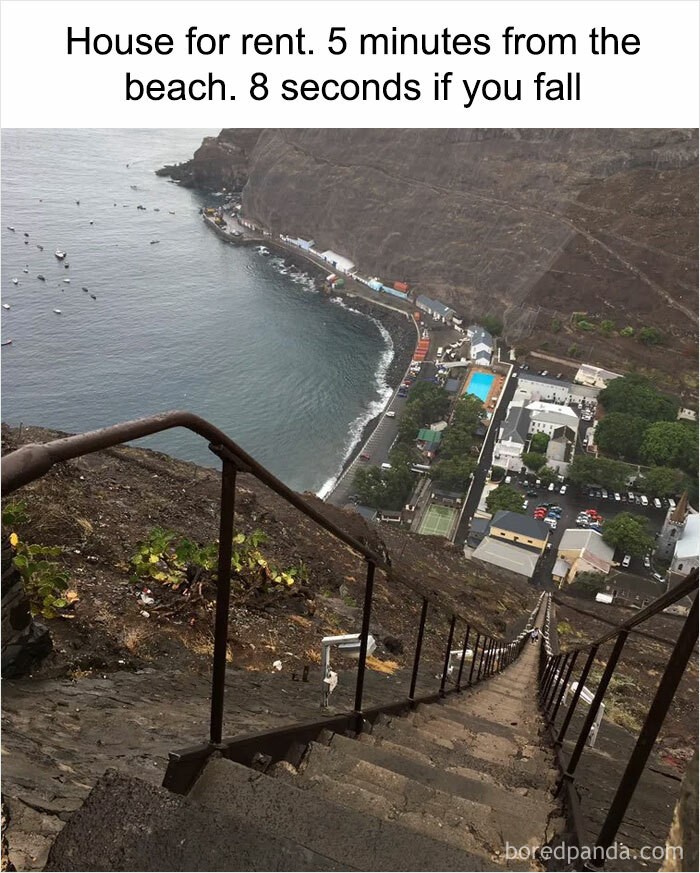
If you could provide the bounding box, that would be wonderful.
[468,327,494,366]
[493,404,531,471]
[515,373,571,405]
[320,250,356,273]
[527,401,580,438]
[574,364,622,389]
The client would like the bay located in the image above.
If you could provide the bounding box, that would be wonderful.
[1,129,392,493]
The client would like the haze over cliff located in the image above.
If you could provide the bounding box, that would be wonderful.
[167,128,698,375]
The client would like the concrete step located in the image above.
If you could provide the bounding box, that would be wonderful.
[329,732,550,820]
[45,768,349,871]
[190,756,497,871]
[296,741,548,857]
[423,703,540,741]
[370,714,558,792]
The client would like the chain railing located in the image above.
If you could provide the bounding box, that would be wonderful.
[2,411,542,789]
[538,571,698,868]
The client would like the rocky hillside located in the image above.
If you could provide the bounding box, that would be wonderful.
[166,128,698,380]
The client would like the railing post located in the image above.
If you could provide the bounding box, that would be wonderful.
[546,652,570,713]
[548,650,578,725]
[209,458,237,746]
[354,559,376,719]
[591,598,699,863]
[485,639,495,676]
[456,625,471,691]
[440,615,457,696]
[476,636,488,681]
[556,645,598,747]
[468,632,481,686]
[541,654,560,703]
[408,597,429,701]
[565,630,629,779]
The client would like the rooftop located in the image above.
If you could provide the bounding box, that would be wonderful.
[519,372,572,389]
[491,510,550,541]
[415,295,455,319]
[559,529,615,562]
[472,538,540,578]
[675,514,700,561]
[500,405,531,444]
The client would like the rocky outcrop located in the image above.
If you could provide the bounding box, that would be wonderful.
[166,129,698,364]
[157,128,262,191]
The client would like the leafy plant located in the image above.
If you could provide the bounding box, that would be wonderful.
[2,499,29,528]
[12,542,70,619]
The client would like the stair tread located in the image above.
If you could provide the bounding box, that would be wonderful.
[46,768,348,871]
[191,757,499,871]
[330,732,550,817]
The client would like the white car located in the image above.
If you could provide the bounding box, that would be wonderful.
[643,555,651,569]
[614,492,621,501]
[560,484,567,495]
[622,555,631,568]
[548,482,555,492]
[653,498,662,509]
[640,495,649,506]
[385,410,396,418]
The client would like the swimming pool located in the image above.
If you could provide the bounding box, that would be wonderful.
[465,371,495,402]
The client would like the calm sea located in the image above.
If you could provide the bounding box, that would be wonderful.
[1,129,392,493]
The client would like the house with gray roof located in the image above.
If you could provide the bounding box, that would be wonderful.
[493,404,531,471]
[415,295,456,323]
[469,327,494,365]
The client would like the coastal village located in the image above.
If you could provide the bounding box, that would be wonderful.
[202,197,698,613]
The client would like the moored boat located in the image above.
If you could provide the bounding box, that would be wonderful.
[54,249,67,260]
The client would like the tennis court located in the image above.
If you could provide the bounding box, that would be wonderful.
[419,503,458,537]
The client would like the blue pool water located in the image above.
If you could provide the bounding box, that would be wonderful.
[465,372,494,402]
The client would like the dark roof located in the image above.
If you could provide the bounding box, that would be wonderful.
[500,405,530,443]
[469,517,491,535]
[445,378,460,393]
[519,372,572,390]
[492,510,549,540]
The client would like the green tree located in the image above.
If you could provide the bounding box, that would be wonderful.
[639,466,685,498]
[538,466,560,486]
[522,452,546,472]
[491,465,506,482]
[594,412,648,461]
[432,456,476,492]
[602,512,654,558]
[571,571,607,594]
[599,320,615,335]
[619,326,635,338]
[598,374,678,422]
[530,432,550,454]
[638,326,664,346]
[640,421,698,475]
[568,455,631,491]
[486,485,525,515]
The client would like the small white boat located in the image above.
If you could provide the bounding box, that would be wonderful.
[53,308,62,315]
[1,339,12,346]
[2,304,10,310]
[6,226,15,232]
[22,267,29,273]
[63,278,71,284]
[255,246,271,256]
[55,249,66,260]
[12,278,19,285]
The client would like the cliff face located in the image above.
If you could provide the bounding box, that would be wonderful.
[173,128,698,368]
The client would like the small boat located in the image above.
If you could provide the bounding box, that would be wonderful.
[22,266,29,273]
[168,211,175,215]
[3,304,11,310]
[6,226,15,232]
[36,244,43,251]
[255,245,271,256]
[130,185,138,191]
[54,249,66,260]
[63,278,71,284]
[89,220,94,225]
[153,208,160,212]
[150,240,160,245]
[1,339,12,346]
[11,278,18,285]
[37,274,45,281]
[89,294,97,300]
[53,308,62,315]
[23,232,29,238]
[64,262,70,268]
[82,286,89,292]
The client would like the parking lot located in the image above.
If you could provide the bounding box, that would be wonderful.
[509,476,669,585]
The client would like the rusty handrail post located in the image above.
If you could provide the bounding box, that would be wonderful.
[209,456,237,746]
[408,597,429,701]
[591,597,699,864]
[548,650,578,725]
[440,615,457,696]
[468,632,481,686]
[456,625,471,691]
[476,637,488,681]
[555,645,597,747]
[565,630,629,779]
[353,559,376,719]
[546,652,570,713]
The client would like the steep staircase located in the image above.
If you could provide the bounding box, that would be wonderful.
[46,625,563,871]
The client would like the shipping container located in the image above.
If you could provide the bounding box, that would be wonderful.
[333,278,345,288]
[368,279,383,291]
[394,281,409,293]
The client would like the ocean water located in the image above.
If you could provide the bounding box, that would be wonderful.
[1,129,392,493]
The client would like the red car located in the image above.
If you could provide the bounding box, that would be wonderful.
[360,453,371,461]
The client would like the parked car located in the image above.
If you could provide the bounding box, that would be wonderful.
[548,482,555,492]
[668,498,677,510]
[560,484,567,495]
[622,555,631,568]
[601,489,608,499]
[526,490,538,498]
[522,500,529,510]
[505,475,512,484]
[643,555,651,569]
[653,498,662,509]
[385,410,396,418]
[628,492,635,502]
[360,453,371,461]
[640,495,649,506]
[614,492,621,502]
[653,572,665,583]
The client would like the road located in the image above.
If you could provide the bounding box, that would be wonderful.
[453,361,518,544]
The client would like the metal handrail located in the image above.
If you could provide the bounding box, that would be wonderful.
[2,410,539,760]
[538,570,698,869]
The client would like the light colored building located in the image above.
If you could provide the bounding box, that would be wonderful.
[320,250,356,273]
[490,510,549,555]
[677,407,698,422]
[574,363,622,389]
[557,529,615,584]
[472,538,540,579]
[493,404,531,471]
[468,327,494,366]
[669,513,699,583]
[527,401,579,439]
[516,373,571,404]
[567,383,600,404]
[415,295,456,323]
